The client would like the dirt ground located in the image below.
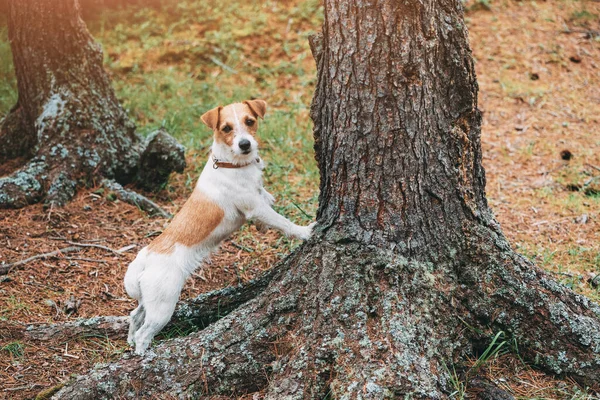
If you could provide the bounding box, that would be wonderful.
[1,1,599,399]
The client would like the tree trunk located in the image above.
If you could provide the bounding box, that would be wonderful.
[0,0,185,208]
[54,0,600,398]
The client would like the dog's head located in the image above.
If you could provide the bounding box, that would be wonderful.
[201,100,267,162]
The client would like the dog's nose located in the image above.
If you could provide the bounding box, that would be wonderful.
[239,139,251,151]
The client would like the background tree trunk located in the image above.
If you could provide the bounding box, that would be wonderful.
[54,0,600,398]
[0,0,185,208]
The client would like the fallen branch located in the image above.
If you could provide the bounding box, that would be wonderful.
[61,257,109,263]
[24,316,129,341]
[65,241,123,255]
[102,179,171,219]
[0,246,81,275]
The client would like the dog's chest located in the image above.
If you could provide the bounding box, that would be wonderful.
[200,164,264,205]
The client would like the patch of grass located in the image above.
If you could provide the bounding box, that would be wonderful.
[1,341,25,358]
[569,9,598,27]
[0,295,29,318]
[444,362,466,399]
[80,334,126,361]
[498,75,547,104]
[0,25,17,115]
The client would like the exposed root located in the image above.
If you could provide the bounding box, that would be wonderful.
[45,170,78,207]
[0,158,48,208]
[468,376,514,400]
[102,179,171,218]
[136,128,186,192]
[171,261,280,329]
[53,297,280,399]
[53,235,600,398]
[459,232,600,389]
[23,316,129,341]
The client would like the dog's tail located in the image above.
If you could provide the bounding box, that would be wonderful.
[124,248,148,300]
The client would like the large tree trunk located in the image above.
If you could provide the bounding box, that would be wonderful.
[54,0,600,398]
[0,0,185,208]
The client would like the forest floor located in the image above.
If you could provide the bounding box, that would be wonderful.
[0,0,599,399]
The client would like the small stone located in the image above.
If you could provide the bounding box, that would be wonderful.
[569,55,582,63]
[83,205,92,211]
[576,214,588,224]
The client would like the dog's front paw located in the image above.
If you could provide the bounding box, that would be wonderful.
[255,220,269,233]
[296,222,316,240]
[261,189,275,206]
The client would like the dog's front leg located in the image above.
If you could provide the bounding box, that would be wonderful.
[259,188,275,206]
[255,189,276,233]
[249,204,314,240]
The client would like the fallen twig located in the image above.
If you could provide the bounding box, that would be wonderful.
[117,244,137,253]
[65,241,122,255]
[585,163,600,173]
[0,246,81,275]
[102,179,172,219]
[61,257,109,263]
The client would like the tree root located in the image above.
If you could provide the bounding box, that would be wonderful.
[458,232,600,389]
[101,179,171,218]
[23,316,129,341]
[53,297,280,399]
[0,158,48,208]
[136,128,186,192]
[468,376,514,400]
[45,171,78,208]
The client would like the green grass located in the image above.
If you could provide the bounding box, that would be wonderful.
[1,341,24,358]
[0,25,17,116]
[0,295,29,319]
[569,8,598,27]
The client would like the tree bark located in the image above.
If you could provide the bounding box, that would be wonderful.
[54,0,600,398]
[0,0,185,208]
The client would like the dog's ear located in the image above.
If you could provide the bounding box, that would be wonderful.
[244,99,267,119]
[201,106,222,130]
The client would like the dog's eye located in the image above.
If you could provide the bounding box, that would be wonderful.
[245,119,255,127]
[222,125,232,133]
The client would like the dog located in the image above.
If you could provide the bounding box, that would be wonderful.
[124,100,314,355]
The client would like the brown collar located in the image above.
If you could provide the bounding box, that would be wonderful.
[212,155,261,170]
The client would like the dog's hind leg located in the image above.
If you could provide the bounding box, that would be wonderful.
[133,296,178,355]
[127,304,145,346]
[133,271,182,355]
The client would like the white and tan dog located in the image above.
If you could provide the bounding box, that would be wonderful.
[124,100,314,355]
